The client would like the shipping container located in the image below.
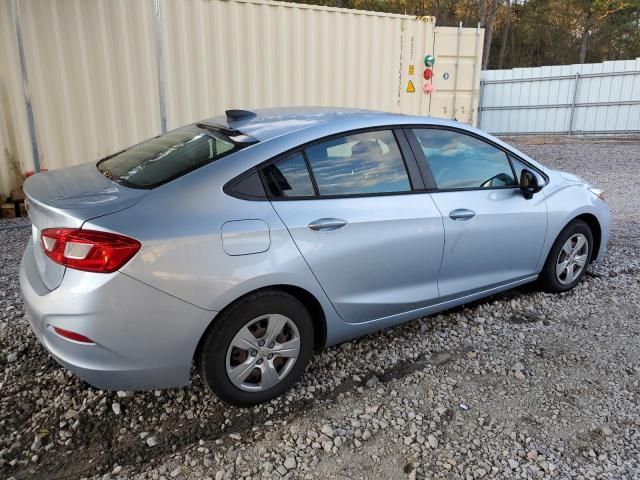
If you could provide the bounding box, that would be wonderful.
[0,0,483,195]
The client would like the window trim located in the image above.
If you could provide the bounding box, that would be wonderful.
[404,126,548,193]
[395,129,425,190]
[224,124,548,201]
[258,127,422,201]
[301,150,321,196]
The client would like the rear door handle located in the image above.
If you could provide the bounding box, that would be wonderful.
[449,209,476,221]
[308,218,348,231]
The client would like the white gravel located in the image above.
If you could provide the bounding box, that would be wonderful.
[1,137,639,479]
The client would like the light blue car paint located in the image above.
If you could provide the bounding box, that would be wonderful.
[221,220,271,256]
[20,108,611,391]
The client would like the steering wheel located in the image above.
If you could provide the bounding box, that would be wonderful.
[481,172,514,188]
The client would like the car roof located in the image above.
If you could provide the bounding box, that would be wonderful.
[190,107,549,186]
[202,107,460,142]
[198,107,549,174]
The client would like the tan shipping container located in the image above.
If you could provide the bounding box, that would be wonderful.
[0,0,483,195]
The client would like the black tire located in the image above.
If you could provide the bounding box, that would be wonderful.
[198,290,314,407]
[539,219,593,293]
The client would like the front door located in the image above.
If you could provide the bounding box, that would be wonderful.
[262,129,444,324]
[408,128,548,297]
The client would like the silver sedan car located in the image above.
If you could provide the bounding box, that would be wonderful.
[20,108,610,406]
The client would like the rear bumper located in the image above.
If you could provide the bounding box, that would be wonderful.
[20,240,215,390]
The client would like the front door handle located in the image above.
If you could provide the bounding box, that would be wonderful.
[449,209,476,221]
[308,218,348,231]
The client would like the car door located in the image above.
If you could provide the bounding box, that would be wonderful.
[407,127,548,298]
[262,129,444,324]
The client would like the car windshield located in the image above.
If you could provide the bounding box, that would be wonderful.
[97,125,249,188]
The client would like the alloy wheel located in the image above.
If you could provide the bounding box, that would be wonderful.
[225,314,301,392]
[556,233,589,285]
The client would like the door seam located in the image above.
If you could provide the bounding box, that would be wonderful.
[266,200,347,323]
[428,192,446,298]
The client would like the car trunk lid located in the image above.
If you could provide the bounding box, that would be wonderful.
[24,163,148,290]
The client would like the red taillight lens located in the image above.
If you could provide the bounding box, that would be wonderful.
[40,228,141,273]
[53,326,94,344]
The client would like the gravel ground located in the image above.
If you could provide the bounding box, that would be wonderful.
[1,137,639,480]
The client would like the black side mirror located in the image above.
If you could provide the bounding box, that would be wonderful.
[519,169,542,199]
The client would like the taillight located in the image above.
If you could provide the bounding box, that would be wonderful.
[40,228,141,273]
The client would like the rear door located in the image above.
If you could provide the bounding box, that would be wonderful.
[264,129,444,324]
[407,127,548,297]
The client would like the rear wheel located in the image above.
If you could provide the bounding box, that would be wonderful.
[198,290,314,406]
[539,219,593,293]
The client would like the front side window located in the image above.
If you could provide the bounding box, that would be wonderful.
[262,153,315,198]
[510,155,529,185]
[98,125,243,188]
[412,129,517,190]
[304,130,411,196]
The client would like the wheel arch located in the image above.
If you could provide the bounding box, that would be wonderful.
[194,284,327,365]
[573,213,602,262]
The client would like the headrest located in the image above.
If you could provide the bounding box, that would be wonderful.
[351,139,383,157]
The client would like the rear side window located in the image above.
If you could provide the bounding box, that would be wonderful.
[262,153,315,198]
[304,130,411,196]
[412,129,517,189]
[98,125,244,188]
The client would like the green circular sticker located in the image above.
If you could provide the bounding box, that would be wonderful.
[424,55,435,67]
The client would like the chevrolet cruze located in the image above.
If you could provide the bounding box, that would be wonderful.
[20,108,610,406]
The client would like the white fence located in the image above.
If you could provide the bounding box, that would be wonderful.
[479,59,640,135]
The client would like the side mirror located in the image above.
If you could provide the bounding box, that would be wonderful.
[519,169,542,199]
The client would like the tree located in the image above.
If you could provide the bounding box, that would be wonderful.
[497,0,512,68]
[568,0,631,63]
[282,0,640,69]
[482,0,499,68]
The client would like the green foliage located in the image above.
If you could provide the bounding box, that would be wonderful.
[281,0,640,68]
[494,0,640,66]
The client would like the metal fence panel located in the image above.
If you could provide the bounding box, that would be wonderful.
[479,58,640,135]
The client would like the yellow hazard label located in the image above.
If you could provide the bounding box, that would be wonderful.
[408,65,415,75]
[406,80,416,93]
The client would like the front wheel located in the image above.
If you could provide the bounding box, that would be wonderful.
[198,290,314,406]
[539,219,593,293]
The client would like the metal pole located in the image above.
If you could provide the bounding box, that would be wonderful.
[11,0,40,172]
[477,79,484,128]
[452,22,462,121]
[154,0,167,133]
[470,22,482,127]
[568,72,580,135]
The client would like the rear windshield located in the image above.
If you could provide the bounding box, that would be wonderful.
[97,125,247,188]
